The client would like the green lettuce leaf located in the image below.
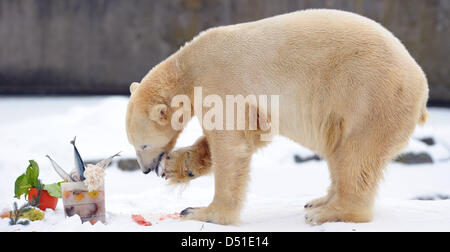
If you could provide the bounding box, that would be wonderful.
[14,174,31,199]
[25,160,39,188]
[44,181,64,198]
[14,160,40,199]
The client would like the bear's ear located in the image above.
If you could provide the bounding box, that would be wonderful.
[150,104,168,125]
[130,82,140,94]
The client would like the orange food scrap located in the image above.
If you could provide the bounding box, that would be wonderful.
[1,211,11,219]
[73,192,84,201]
[132,214,152,226]
[63,191,72,199]
[167,212,180,220]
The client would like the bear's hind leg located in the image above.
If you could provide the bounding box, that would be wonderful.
[305,137,388,225]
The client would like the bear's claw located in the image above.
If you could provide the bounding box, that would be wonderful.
[180,207,195,217]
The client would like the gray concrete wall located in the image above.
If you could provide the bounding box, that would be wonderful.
[0,0,449,103]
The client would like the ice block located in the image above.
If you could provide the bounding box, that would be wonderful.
[61,181,106,224]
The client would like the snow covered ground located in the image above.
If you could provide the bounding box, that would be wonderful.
[0,96,449,232]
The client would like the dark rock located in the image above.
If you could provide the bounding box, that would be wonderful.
[294,154,321,163]
[418,137,436,146]
[394,152,433,165]
[117,158,140,171]
[412,194,450,200]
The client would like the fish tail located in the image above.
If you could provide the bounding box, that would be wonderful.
[70,136,76,145]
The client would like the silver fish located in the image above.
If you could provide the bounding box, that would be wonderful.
[69,168,82,182]
[46,155,75,182]
[96,152,121,169]
[70,136,86,181]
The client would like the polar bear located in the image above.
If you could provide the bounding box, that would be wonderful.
[126,9,429,225]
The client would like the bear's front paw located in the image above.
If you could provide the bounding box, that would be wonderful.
[163,140,212,184]
[180,206,212,223]
[304,194,334,210]
[164,149,196,184]
[180,205,240,225]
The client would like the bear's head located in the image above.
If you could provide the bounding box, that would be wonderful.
[126,81,180,175]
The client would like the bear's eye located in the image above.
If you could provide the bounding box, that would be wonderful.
[141,145,150,151]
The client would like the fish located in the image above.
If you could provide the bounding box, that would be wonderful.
[70,136,86,181]
[45,155,75,182]
[96,152,121,169]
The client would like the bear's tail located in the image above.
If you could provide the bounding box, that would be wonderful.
[418,103,429,126]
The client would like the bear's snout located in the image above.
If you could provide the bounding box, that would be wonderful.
[137,151,166,176]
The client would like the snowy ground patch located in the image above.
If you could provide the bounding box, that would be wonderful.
[0,96,449,231]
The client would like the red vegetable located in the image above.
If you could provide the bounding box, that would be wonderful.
[28,188,58,211]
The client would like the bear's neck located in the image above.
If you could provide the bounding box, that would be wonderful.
[166,52,195,97]
[154,29,216,102]
[140,53,194,103]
